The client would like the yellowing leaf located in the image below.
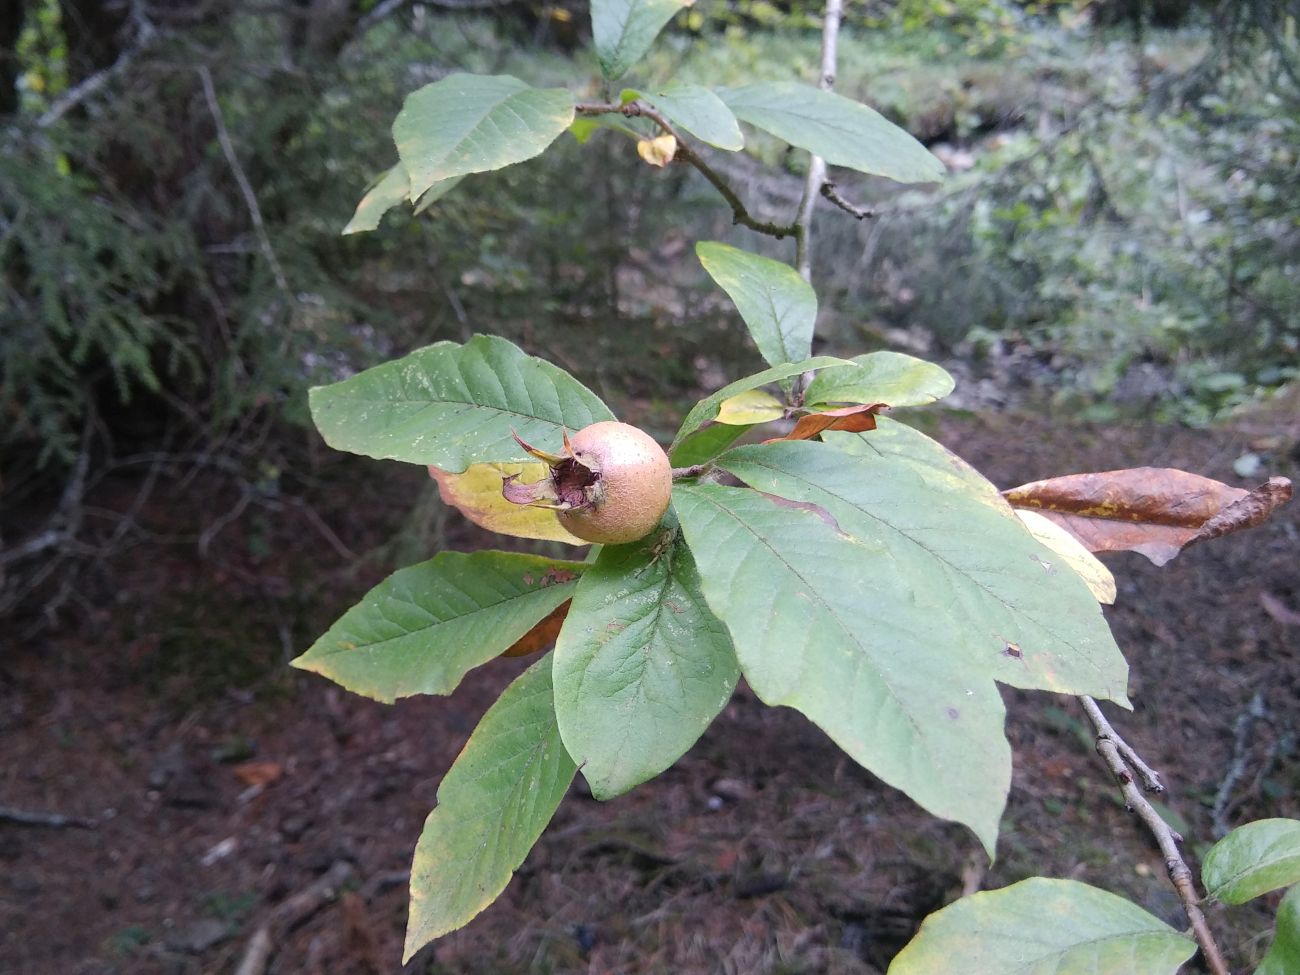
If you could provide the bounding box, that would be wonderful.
[636,134,677,166]
[1014,509,1117,605]
[715,389,784,425]
[429,462,586,544]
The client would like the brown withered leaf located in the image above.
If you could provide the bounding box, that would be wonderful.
[1003,468,1292,566]
[770,404,886,443]
[501,600,571,657]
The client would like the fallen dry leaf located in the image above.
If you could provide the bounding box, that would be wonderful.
[1260,592,1300,626]
[232,761,282,788]
[1003,468,1292,566]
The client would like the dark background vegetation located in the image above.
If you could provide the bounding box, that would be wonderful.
[2,1,1297,973]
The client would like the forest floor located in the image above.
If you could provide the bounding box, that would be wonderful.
[3,405,1298,975]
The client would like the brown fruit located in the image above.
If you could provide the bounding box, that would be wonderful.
[557,421,672,544]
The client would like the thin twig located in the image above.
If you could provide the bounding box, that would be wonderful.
[0,806,97,829]
[575,102,796,239]
[1079,696,1230,975]
[820,181,876,220]
[197,65,291,298]
[671,464,713,481]
[794,0,843,282]
[1211,691,1267,838]
[37,5,156,128]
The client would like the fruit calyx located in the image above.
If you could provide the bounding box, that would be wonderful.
[502,422,671,544]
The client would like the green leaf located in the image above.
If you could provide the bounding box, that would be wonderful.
[717,440,1130,702]
[309,334,614,471]
[673,481,1010,855]
[592,0,691,81]
[403,654,575,960]
[343,164,409,235]
[635,83,744,150]
[887,878,1197,974]
[696,242,817,368]
[1203,819,1300,904]
[828,417,1005,508]
[393,74,575,199]
[805,352,955,409]
[668,422,749,467]
[670,356,850,450]
[719,82,945,185]
[292,552,583,703]
[553,514,739,799]
[1257,884,1300,975]
[413,175,465,215]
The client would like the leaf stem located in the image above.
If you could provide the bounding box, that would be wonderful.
[671,463,713,481]
[1079,695,1231,975]
[576,101,797,239]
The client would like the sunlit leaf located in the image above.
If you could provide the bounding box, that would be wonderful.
[1203,819,1300,904]
[343,164,409,235]
[636,133,677,166]
[1014,509,1117,605]
[393,74,575,198]
[829,417,1006,508]
[403,655,575,960]
[718,440,1130,702]
[592,0,693,80]
[309,334,614,471]
[805,351,955,409]
[719,82,945,184]
[292,552,582,702]
[670,356,850,449]
[715,389,785,425]
[673,480,1011,855]
[553,515,739,798]
[1256,884,1300,975]
[887,878,1196,974]
[428,462,585,544]
[633,83,743,150]
[697,242,816,368]
[1003,469,1293,566]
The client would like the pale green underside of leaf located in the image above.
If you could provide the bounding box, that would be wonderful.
[292,552,583,703]
[635,83,744,150]
[696,241,816,369]
[343,163,408,235]
[342,166,465,235]
[403,655,575,961]
[805,351,955,409]
[673,481,1010,855]
[1202,818,1300,904]
[670,355,850,450]
[393,74,575,198]
[308,334,614,471]
[592,0,691,80]
[832,417,1007,508]
[719,82,946,185]
[887,878,1196,975]
[719,440,1130,703]
[1256,884,1300,975]
[553,512,740,799]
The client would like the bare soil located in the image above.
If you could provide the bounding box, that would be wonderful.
[3,411,1297,975]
